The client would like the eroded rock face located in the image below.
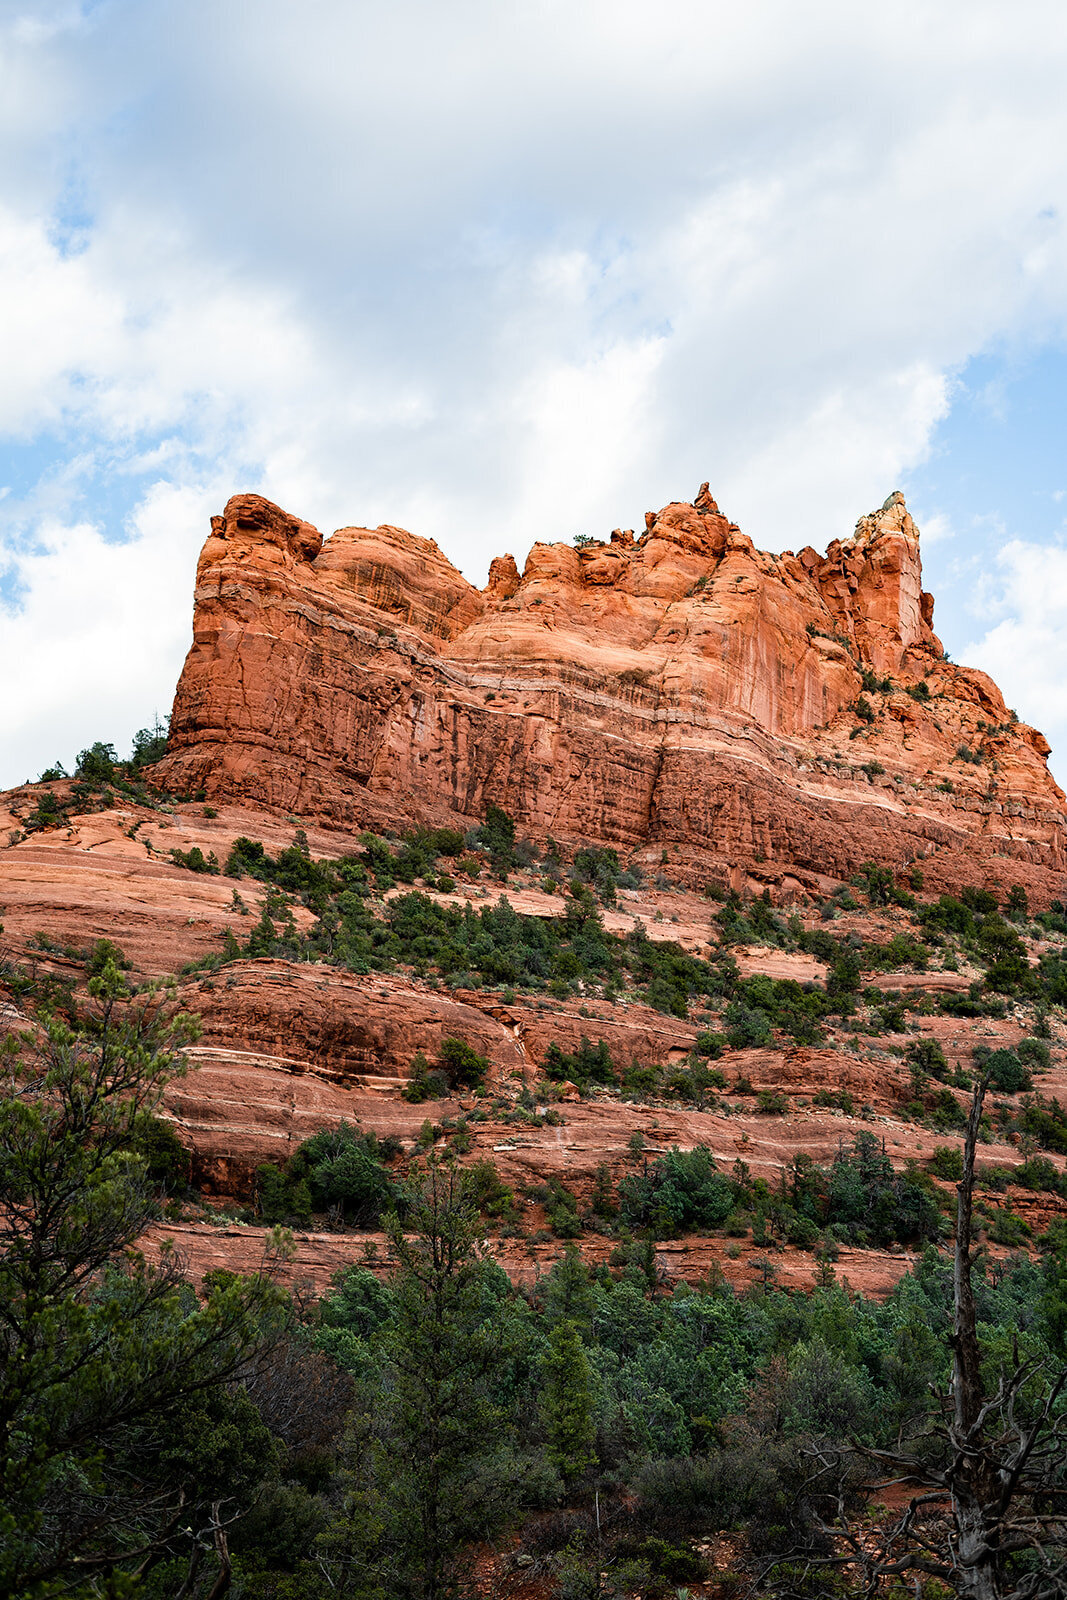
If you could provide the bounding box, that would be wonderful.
[155,487,1067,898]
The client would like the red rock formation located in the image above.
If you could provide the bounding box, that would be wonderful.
[154,488,1067,899]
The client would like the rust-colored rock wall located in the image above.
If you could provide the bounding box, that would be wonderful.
[155,487,1067,898]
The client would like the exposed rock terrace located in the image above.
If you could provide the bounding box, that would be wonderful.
[154,487,1067,900]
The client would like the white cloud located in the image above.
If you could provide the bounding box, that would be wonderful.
[962,539,1067,786]
[3,1,1067,781]
[0,481,211,783]
[912,512,955,547]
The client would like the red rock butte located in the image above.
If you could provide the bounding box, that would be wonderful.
[155,485,1067,901]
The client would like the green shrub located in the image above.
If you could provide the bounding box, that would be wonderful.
[542,1036,616,1087]
[618,1146,734,1236]
[1018,1095,1067,1154]
[429,828,466,856]
[477,803,517,872]
[975,1047,1032,1095]
[287,1123,402,1225]
[757,1089,789,1115]
[989,1207,1031,1247]
[928,1145,963,1182]
[909,1038,949,1081]
[438,1036,489,1090]
[731,974,831,1043]
[465,1159,518,1220]
[928,1089,968,1131]
[1017,1037,1052,1073]
[724,1003,773,1049]
[527,1176,582,1238]
[170,845,220,874]
[403,1050,450,1103]
[256,1161,313,1224]
[573,846,621,905]
[134,1114,191,1191]
[75,741,118,783]
[1015,1155,1065,1196]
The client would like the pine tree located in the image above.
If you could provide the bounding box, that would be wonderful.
[379,1162,507,1599]
[0,960,284,1597]
[542,1319,597,1486]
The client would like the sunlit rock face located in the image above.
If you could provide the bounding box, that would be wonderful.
[155,486,1066,899]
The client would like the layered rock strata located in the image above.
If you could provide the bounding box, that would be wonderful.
[155,488,1067,898]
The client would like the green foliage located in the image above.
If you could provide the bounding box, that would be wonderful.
[130,717,170,769]
[938,990,1008,1020]
[590,1162,618,1219]
[528,1175,583,1238]
[288,1122,403,1225]
[21,787,70,832]
[170,843,221,874]
[974,1046,1032,1095]
[542,1035,616,1087]
[193,855,737,1018]
[715,888,789,948]
[256,1160,313,1224]
[723,1002,774,1049]
[1006,883,1030,921]
[1018,1094,1067,1154]
[477,803,517,872]
[33,721,170,810]
[920,894,975,936]
[989,1206,1032,1247]
[1018,1036,1052,1073]
[826,947,862,999]
[961,885,1000,915]
[813,1087,854,1115]
[135,1112,192,1190]
[858,861,895,905]
[827,1136,940,1244]
[573,845,622,905]
[862,931,927,970]
[859,667,892,694]
[663,1057,727,1106]
[438,1035,489,1090]
[909,1038,949,1081]
[403,1049,450,1103]
[75,739,118,782]
[927,1088,968,1131]
[731,973,833,1043]
[618,1145,735,1236]
[465,1158,518,1221]
[0,964,282,1597]
[928,1144,964,1181]
[979,915,1033,994]
[1014,1155,1066,1197]
[340,1164,514,1596]
[541,1320,597,1483]
[757,1089,789,1115]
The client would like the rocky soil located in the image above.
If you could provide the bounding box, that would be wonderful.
[4,786,1066,1301]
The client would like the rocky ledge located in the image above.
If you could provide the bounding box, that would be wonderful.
[154,487,1067,901]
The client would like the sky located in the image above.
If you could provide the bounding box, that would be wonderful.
[2,0,1067,788]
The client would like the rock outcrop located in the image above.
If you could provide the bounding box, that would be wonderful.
[155,487,1067,899]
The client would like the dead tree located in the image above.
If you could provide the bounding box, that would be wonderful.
[767,1070,1067,1599]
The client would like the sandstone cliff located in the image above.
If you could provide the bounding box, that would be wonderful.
[154,487,1067,898]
